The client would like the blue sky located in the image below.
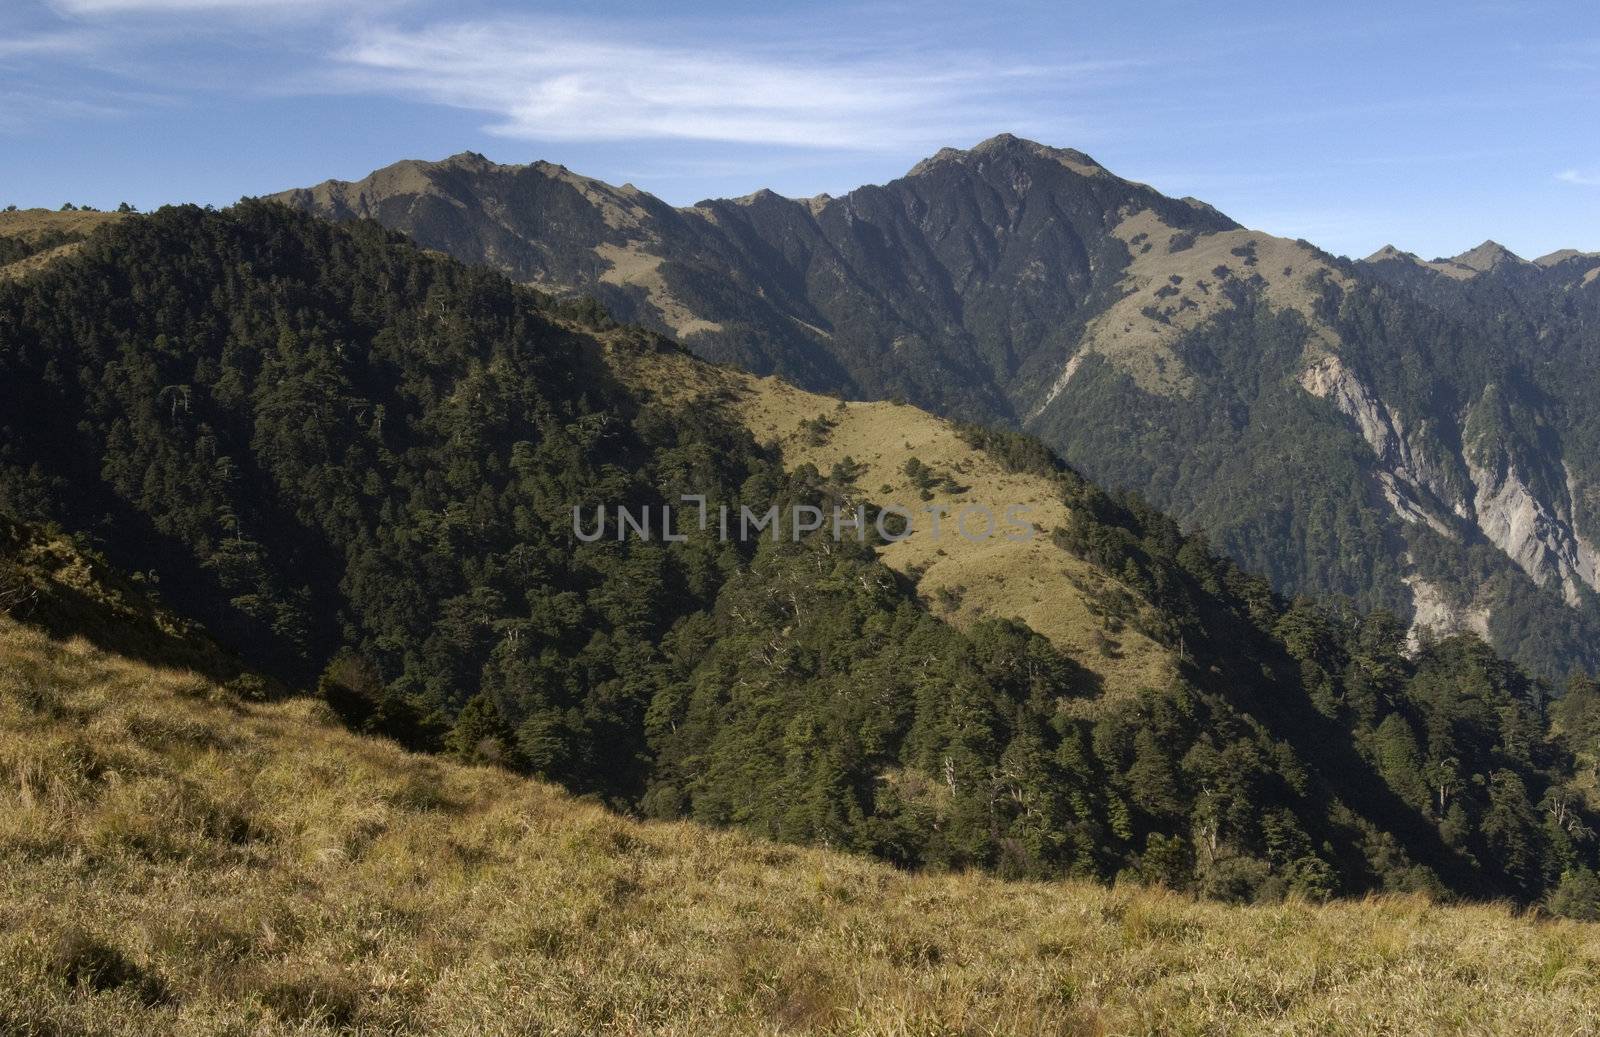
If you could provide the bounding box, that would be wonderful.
[2,0,1596,260]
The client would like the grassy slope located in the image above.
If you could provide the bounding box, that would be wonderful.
[0,210,125,237]
[0,210,126,282]
[602,337,1177,699]
[4,617,1600,1036]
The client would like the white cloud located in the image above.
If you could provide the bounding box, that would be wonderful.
[0,29,105,57]
[1556,169,1600,186]
[0,88,132,132]
[52,0,339,11]
[335,20,1110,150]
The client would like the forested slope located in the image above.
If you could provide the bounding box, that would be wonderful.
[273,137,1600,682]
[3,203,1600,907]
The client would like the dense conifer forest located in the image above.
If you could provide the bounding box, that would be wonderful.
[3,203,1600,913]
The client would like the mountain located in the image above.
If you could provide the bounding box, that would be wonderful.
[5,201,1600,909]
[5,606,1597,1035]
[270,136,1239,424]
[272,137,1600,681]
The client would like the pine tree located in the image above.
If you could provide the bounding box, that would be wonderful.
[1127,728,1184,819]
[447,694,526,770]
[1554,676,1600,780]
[1481,770,1543,895]
[1548,867,1600,920]
[1372,714,1429,811]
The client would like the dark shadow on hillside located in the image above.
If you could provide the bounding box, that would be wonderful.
[1185,605,1492,898]
[2,516,256,688]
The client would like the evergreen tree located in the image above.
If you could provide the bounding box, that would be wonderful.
[447,694,526,770]
[1548,867,1600,920]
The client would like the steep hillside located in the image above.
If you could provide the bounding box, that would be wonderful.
[6,202,1600,907]
[5,612,1600,1035]
[0,512,243,683]
[274,137,1600,680]
[600,340,1177,695]
[0,208,126,282]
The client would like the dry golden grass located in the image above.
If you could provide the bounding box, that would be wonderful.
[1069,211,1350,399]
[602,340,1177,697]
[3,616,1600,1035]
[0,208,126,240]
[0,242,92,282]
[0,208,125,282]
[594,242,725,338]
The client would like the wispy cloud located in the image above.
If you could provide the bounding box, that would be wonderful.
[51,0,342,12]
[335,19,1117,151]
[0,28,106,57]
[1556,169,1600,186]
[0,88,132,131]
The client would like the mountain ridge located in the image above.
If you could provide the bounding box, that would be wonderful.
[272,137,1592,285]
[268,137,1600,680]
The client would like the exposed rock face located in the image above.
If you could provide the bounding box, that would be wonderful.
[1298,355,1409,478]
[1026,351,1084,423]
[1467,457,1600,606]
[1298,355,1465,530]
[1300,353,1600,610]
[1405,574,1491,652]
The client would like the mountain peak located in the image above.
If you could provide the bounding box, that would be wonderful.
[1534,248,1600,268]
[439,150,496,170]
[906,134,1106,179]
[730,186,787,206]
[973,132,1103,166]
[1447,240,1528,272]
[1363,244,1417,263]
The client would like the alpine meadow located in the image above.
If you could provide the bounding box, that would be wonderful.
[3,2,1600,1033]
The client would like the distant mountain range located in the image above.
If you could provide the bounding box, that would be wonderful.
[272,136,1600,679]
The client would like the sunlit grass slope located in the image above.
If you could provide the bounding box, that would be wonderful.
[0,209,126,281]
[3,613,1599,1036]
[601,336,1177,699]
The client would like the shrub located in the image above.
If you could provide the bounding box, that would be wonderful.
[1548,867,1600,921]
